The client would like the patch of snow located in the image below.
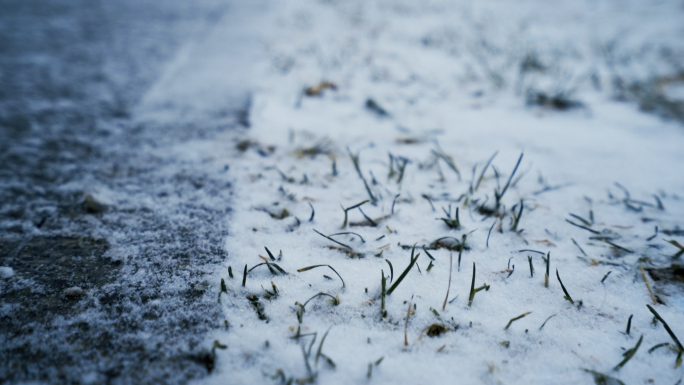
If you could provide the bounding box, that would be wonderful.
[0,267,14,279]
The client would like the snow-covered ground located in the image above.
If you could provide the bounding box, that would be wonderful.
[2,0,683,384]
[198,1,684,384]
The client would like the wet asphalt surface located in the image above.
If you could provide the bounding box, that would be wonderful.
[0,1,247,383]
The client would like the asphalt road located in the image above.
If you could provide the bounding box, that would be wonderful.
[0,1,250,383]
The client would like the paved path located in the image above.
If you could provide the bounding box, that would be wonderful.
[0,1,264,383]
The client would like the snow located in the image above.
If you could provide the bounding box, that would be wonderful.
[197,1,684,384]
[0,267,14,279]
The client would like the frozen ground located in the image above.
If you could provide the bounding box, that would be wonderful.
[200,1,684,385]
[2,0,684,384]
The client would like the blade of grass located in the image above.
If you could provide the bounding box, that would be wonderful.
[442,252,453,311]
[385,259,394,283]
[614,335,643,370]
[387,244,420,295]
[315,328,331,366]
[647,305,683,352]
[504,312,531,330]
[495,152,523,206]
[474,151,498,192]
[297,265,345,288]
[556,268,574,304]
[313,229,352,250]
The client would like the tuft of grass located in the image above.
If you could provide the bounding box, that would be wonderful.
[510,199,524,233]
[439,205,461,230]
[425,323,449,337]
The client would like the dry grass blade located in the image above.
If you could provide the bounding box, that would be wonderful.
[639,264,658,304]
[504,312,532,330]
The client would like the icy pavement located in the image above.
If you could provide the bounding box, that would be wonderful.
[0,0,264,383]
[198,1,684,385]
